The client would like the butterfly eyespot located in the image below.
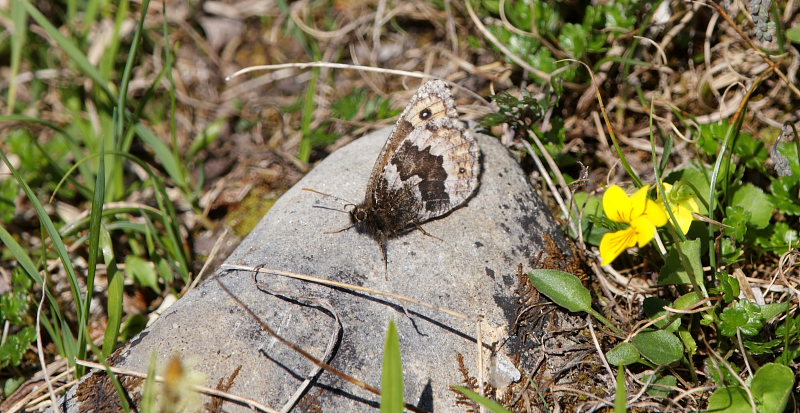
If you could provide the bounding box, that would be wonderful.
[419,108,432,120]
[459,167,466,174]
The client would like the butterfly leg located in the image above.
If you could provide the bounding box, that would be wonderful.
[379,233,389,279]
[324,223,355,235]
[415,225,443,242]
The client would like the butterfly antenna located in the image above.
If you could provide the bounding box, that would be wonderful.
[302,188,354,205]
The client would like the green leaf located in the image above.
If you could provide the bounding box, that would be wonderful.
[760,301,791,321]
[124,256,160,292]
[720,237,744,263]
[11,268,33,292]
[486,25,568,83]
[743,338,783,355]
[769,175,800,215]
[614,365,626,413]
[659,239,702,285]
[102,228,123,357]
[697,122,728,156]
[570,192,606,245]
[598,2,636,30]
[297,66,320,163]
[6,0,28,114]
[120,314,148,342]
[0,326,36,368]
[134,123,188,191]
[329,88,399,122]
[4,376,25,398]
[644,373,677,398]
[305,125,340,149]
[730,184,773,229]
[732,132,769,171]
[642,297,679,331]
[678,329,698,359]
[719,300,764,337]
[754,222,799,253]
[527,270,591,313]
[774,312,800,338]
[188,118,225,158]
[707,386,752,413]
[631,330,683,365]
[156,257,174,284]
[141,352,158,413]
[86,139,106,358]
[606,342,640,366]
[704,358,740,385]
[0,291,30,326]
[751,363,794,413]
[673,291,703,310]
[722,206,750,242]
[0,178,18,223]
[6,129,44,180]
[381,320,403,413]
[451,386,512,413]
[0,148,84,366]
[698,122,766,172]
[718,273,740,303]
[787,25,800,43]
[666,166,711,215]
[21,0,114,100]
[482,90,545,132]
[773,140,800,176]
[558,23,589,58]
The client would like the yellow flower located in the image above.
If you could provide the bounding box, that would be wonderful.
[600,185,668,265]
[658,181,700,234]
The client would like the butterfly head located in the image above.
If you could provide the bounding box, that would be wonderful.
[349,201,390,272]
[350,204,368,224]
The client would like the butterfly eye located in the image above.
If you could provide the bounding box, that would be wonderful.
[419,108,432,120]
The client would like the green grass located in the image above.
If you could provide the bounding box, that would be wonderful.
[1,0,191,389]
[478,0,799,411]
[0,0,798,411]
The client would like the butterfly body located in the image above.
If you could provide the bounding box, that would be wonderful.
[350,80,480,266]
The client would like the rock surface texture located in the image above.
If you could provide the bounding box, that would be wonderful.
[58,126,574,412]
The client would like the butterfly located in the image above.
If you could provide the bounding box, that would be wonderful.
[347,79,481,268]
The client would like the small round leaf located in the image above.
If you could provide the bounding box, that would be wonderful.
[605,342,641,366]
[631,330,683,365]
[527,270,591,313]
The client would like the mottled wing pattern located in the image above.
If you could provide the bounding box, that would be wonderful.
[369,80,480,224]
[366,80,458,189]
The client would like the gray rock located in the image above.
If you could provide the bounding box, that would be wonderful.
[59,126,572,412]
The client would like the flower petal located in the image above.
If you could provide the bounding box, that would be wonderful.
[603,185,633,223]
[600,227,639,265]
[658,181,699,233]
[631,216,657,247]
[673,205,694,234]
[629,185,651,217]
[644,199,668,227]
[686,197,700,214]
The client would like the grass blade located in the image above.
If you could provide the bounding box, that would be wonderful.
[6,0,28,114]
[21,0,114,100]
[0,148,87,369]
[83,139,105,364]
[381,320,404,413]
[451,386,513,413]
